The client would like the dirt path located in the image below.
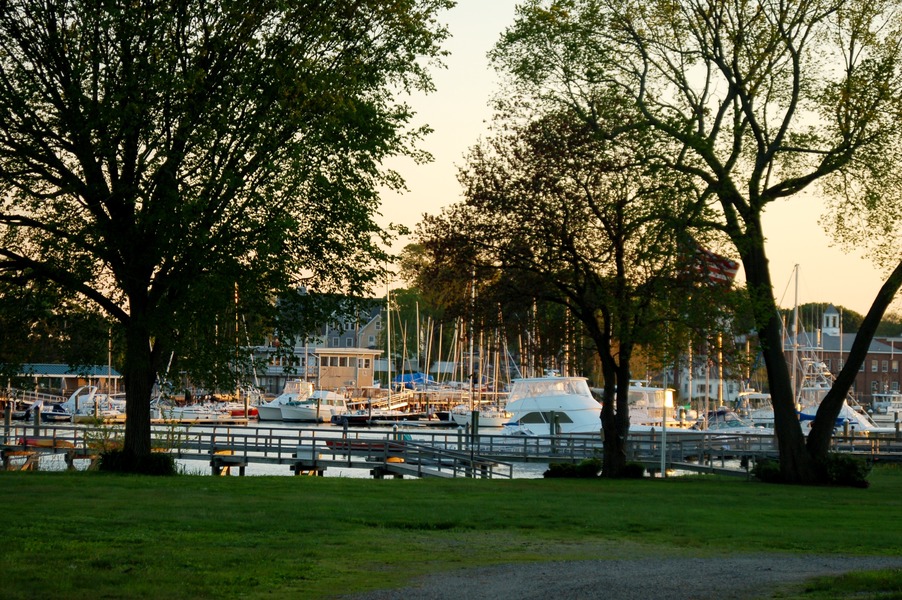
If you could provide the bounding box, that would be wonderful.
[346,555,902,599]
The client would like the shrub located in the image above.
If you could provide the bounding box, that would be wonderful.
[818,453,871,488]
[752,458,783,483]
[543,458,601,478]
[752,455,872,487]
[621,462,645,479]
[98,449,177,476]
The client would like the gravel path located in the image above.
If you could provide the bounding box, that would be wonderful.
[346,555,902,599]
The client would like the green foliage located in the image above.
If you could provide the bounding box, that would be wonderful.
[753,454,872,488]
[0,0,453,462]
[752,458,784,484]
[621,462,646,479]
[490,0,902,483]
[816,453,872,489]
[543,458,602,478]
[98,449,177,476]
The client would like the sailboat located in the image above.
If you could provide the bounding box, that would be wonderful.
[749,265,893,434]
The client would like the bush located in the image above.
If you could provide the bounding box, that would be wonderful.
[98,449,177,476]
[752,455,872,487]
[621,462,645,479]
[818,453,871,488]
[543,458,601,478]
[752,458,783,483]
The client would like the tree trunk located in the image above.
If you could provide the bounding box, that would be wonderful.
[741,230,817,483]
[807,259,902,459]
[597,331,628,477]
[122,312,157,460]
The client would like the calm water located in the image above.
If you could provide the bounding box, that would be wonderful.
[28,420,551,478]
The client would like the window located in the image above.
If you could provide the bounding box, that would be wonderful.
[331,336,339,347]
[339,357,348,367]
[893,382,900,392]
[893,361,899,373]
[871,381,880,393]
[375,320,382,331]
[368,335,375,345]
[328,356,339,367]
[883,360,889,373]
[871,360,878,372]
[859,361,865,372]
[345,337,354,347]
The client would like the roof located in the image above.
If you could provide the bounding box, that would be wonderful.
[18,363,122,377]
[313,348,382,357]
[786,333,897,354]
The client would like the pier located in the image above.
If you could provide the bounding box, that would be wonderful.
[3,420,902,477]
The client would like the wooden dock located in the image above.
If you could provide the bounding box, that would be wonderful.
[3,421,901,478]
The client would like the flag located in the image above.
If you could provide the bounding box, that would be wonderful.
[695,245,740,284]
[680,238,740,286]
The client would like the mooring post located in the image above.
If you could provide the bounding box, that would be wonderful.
[3,402,10,443]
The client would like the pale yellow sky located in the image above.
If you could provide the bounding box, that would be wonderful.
[379,0,894,316]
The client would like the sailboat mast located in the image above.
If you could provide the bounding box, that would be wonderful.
[468,271,476,411]
[791,264,800,401]
[386,283,392,406]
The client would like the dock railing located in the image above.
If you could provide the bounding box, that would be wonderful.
[3,420,902,476]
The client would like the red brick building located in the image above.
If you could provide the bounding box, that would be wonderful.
[788,305,902,407]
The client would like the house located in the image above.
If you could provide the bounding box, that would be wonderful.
[252,298,385,395]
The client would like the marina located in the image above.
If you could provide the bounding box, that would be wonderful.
[4,417,902,479]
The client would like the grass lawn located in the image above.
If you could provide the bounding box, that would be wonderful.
[2,465,901,599]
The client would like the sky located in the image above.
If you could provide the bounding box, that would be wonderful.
[378,0,894,316]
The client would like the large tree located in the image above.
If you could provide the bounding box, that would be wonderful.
[0,0,451,466]
[493,0,902,482]
[419,106,731,476]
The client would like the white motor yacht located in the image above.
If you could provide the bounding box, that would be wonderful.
[281,390,348,423]
[502,376,601,435]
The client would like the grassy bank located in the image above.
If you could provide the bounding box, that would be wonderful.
[2,466,902,599]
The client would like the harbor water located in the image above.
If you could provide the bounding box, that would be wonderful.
[15,419,553,478]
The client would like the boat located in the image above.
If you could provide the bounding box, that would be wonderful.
[13,400,72,423]
[58,386,127,423]
[870,391,902,423]
[150,400,238,423]
[219,402,259,418]
[692,408,766,434]
[502,376,601,435]
[281,390,349,423]
[335,406,423,426]
[622,381,692,428]
[748,359,895,435]
[449,403,511,428]
[256,380,314,421]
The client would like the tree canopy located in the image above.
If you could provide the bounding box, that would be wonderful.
[493,0,902,482]
[417,100,736,475]
[0,0,452,464]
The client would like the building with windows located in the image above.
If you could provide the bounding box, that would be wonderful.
[252,300,384,395]
[314,347,381,390]
[787,305,902,406]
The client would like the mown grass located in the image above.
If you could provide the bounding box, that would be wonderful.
[2,465,902,599]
